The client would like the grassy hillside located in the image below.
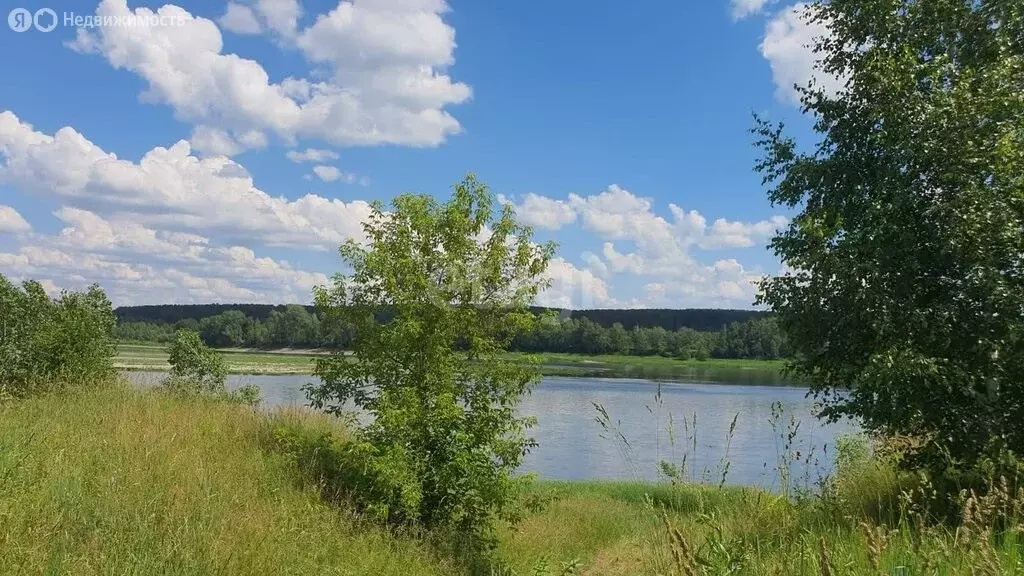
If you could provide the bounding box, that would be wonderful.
[0,387,457,575]
[3,386,1022,575]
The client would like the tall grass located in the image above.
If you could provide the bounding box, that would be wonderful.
[3,384,1023,575]
[0,385,458,575]
[492,475,1024,575]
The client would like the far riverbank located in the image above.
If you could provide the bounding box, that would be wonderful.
[116,343,788,382]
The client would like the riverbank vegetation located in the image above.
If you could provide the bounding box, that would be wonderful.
[0,276,116,398]
[113,307,790,361]
[114,343,786,380]
[0,387,459,576]
[3,386,1024,575]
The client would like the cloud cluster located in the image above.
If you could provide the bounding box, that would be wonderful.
[0,110,333,304]
[536,257,616,309]
[504,185,786,250]
[758,3,844,104]
[70,0,471,155]
[730,0,773,20]
[310,165,364,184]
[286,148,340,163]
[1,207,328,305]
[503,185,784,306]
[0,110,616,307]
[0,205,31,234]
[0,1,808,309]
[220,0,302,37]
[1,109,781,307]
[0,111,373,252]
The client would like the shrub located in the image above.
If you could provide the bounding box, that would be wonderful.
[163,329,259,406]
[306,175,554,550]
[0,275,116,397]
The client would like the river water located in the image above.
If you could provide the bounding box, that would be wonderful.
[124,371,859,488]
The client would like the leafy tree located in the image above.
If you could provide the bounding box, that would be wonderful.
[0,275,116,397]
[199,310,249,348]
[266,304,320,348]
[755,0,1024,465]
[576,317,612,354]
[164,329,260,405]
[608,322,632,355]
[174,318,200,333]
[307,175,554,549]
[630,327,653,356]
[165,329,229,396]
[244,318,270,348]
[675,327,708,360]
[113,320,176,343]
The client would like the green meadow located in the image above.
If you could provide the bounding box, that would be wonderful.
[2,385,1021,575]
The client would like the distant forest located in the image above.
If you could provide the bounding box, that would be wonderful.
[116,304,766,332]
[114,304,786,360]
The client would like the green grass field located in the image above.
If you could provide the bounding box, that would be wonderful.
[2,385,1021,575]
[0,387,457,575]
[116,343,323,374]
[116,343,787,381]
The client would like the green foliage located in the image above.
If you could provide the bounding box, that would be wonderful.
[513,315,787,360]
[166,329,228,394]
[117,311,790,360]
[270,421,423,526]
[306,175,554,550]
[0,274,116,397]
[755,1,1024,467]
[114,304,341,350]
[198,310,250,347]
[266,304,322,347]
[164,329,259,405]
[113,320,176,343]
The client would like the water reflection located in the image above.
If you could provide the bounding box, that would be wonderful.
[123,371,857,488]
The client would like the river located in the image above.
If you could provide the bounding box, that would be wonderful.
[124,371,859,488]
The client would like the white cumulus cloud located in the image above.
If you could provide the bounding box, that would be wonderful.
[0,205,31,234]
[218,2,262,34]
[68,0,471,150]
[286,147,340,163]
[731,0,773,20]
[499,192,577,231]
[760,3,845,104]
[504,185,786,306]
[0,110,373,251]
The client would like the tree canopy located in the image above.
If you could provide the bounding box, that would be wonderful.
[756,0,1024,465]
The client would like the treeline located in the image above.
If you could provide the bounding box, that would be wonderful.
[513,316,788,359]
[114,306,789,359]
[115,305,339,349]
[115,304,767,332]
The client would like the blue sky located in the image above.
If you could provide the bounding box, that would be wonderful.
[0,0,830,308]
